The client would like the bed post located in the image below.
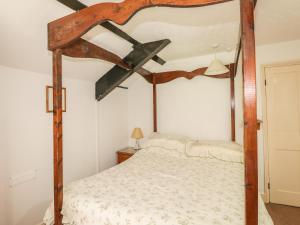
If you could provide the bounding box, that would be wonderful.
[52,49,63,225]
[153,76,158,132]
[240,0,258,225]
[230,64,236,142]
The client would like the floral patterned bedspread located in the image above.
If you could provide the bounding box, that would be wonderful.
[44,147,273,225]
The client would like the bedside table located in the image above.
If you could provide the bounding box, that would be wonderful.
[116,148,137,164]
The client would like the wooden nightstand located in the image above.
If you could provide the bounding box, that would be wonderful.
[116,148,137,164]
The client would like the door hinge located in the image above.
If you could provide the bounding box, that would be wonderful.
[268,182,270,189]
[265,80,267,86]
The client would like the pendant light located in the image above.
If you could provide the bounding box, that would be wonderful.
[204,44,229,76]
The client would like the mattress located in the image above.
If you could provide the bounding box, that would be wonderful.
[43,147,274,225]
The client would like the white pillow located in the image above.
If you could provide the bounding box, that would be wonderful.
[143,132,191,153]
[185,141,209,158]
[185,140,244,163]
[197,140,242,151]
[208,146,244,163]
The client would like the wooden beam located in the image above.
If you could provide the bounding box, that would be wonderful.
[101,22,166,65]
[62,38,153,78]
[234,0,257,77]
[153,76,158,132]
[240,1,258,225]
[52,49,63,225]
[230,64,236,142]
[48,0,232,50]
[95,39,170,100]
[57,0,166,65]
[142,64,234,84]
[62,38,129,69]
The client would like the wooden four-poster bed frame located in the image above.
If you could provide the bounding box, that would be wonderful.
[48,0,258,224]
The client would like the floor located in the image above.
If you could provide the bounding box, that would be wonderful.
[266,203,300,225]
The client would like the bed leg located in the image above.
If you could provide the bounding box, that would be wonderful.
[240,0,258,225]
[53,49,63,225]
[153,76,158,132]
[230,64,236,142]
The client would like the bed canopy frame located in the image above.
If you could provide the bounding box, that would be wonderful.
[48,0,258,224]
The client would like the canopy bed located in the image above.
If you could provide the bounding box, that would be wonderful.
[44,134,273,225]
[47,0,260,224]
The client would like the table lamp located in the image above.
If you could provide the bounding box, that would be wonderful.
[131,127,144,150]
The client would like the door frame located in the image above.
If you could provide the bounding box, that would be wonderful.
[261,61,300,203]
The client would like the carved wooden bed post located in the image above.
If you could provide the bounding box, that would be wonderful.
[241,0,258,225]
[52,49,63,225]
[153,76,158,132]
[230,64,236,142]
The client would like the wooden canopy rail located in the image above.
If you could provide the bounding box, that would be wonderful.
[48,0,231,50]
[57,0,166,65]
[149,63,236,142]
[61,38,155,78]
[48,0,258,225]
[142,63,234,84]
[62,38,129,69]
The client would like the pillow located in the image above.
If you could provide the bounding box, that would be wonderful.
[185,141,209,158]
[185,140,244,163]
[208,145,244,163]
[197,140,242,151]
[143,132,191,153]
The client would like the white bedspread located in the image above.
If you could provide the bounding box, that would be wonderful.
[44,147,273,225]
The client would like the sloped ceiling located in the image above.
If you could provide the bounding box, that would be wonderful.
[0,0,300,82]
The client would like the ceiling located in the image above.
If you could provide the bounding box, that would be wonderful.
[1,0,300,82]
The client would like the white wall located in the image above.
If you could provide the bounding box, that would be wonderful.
[0,115,9,225]
[97,89,129,171]
[0,65,97,225]
[128,51,234,145]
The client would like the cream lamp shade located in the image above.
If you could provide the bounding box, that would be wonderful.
[131,128,144,140]
[204,58,229,76]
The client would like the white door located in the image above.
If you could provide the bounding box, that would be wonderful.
[265,63,300,207]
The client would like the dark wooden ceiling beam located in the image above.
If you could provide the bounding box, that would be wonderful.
[56,0,166,65]
[96,39,170,101]
[100,22,166,66]
[48,0,232,50]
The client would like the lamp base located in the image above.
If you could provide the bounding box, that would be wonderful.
[134,139,141,150]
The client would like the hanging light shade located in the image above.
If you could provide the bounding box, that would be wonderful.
[204,58,229,76]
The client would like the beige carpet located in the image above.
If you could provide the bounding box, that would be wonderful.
[266,203,300,225]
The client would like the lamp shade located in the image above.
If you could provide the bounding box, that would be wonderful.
[204,59,229,75]
[131,128,144,139]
